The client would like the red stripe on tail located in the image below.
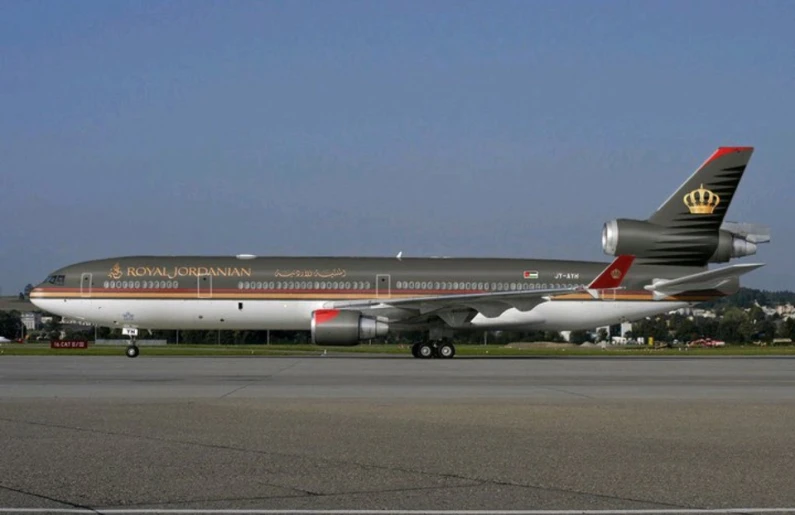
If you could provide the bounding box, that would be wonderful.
[588,255,635,290]
[705,146,754,166]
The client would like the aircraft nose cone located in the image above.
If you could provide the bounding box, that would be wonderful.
[28,288,45,308]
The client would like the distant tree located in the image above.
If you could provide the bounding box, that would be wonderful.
[717,307,751,343]
[702,287,795,311]
[755,319,777,343]
[782,319,795,340]
[23,284,34,298]
[43,315,62,340]
[569,330,592,344]
[0,311,22,339]
[749,305,766,323]
[539,331,563,342]
[694,317,719,339]
[597,328,608,342]
[18,292,24,301]
[673,318,700,342]
[63,327,92,340]
[632,317,668,342]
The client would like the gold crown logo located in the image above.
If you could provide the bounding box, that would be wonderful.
[683,184,720,214]
[108,263,123,280]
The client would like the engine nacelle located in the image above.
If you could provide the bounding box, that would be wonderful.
[311,309,389,346]
[708,229,758,263]
[602,218,763,266]
[602,219,666,256]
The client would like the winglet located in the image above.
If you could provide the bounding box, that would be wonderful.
[587,255,635,290]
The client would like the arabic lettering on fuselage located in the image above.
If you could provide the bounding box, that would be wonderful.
[274,268,347,279]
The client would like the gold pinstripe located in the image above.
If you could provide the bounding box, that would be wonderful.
[29,290,720,302]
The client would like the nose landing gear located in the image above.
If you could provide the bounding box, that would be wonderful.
[125,344,140,358]
[122,327,139,358]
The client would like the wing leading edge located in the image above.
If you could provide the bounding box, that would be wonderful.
[329,255,635,319]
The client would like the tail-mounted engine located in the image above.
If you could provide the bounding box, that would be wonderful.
[712,222,771,262]
[311,309,389,346]
[602,219,770,266]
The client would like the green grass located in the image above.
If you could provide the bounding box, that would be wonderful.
[2,342,795,357]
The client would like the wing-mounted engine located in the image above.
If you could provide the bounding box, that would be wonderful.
[311,309,389,346]
[601,218,770,266]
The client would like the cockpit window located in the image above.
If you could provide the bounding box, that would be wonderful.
[44,275,65,286]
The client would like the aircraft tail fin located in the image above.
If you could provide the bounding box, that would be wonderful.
[602,147,764,267]
[648,147,754,229]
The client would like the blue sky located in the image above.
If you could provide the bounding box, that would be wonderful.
[1,0,793,294]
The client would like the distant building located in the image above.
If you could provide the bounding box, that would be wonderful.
[20,312,42,331]
[776,304,795,320]
[40,315,92,329]
[62,317,93,328]
[673,307,717,318]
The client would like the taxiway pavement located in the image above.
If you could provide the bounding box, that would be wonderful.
[1,356,794,513]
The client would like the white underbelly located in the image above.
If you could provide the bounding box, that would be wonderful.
[31,298,324,330]
[470,300,689,330]
[32,297,691,333]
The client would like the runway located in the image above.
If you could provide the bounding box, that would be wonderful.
[1,356,794,514]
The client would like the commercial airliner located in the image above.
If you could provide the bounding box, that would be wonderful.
[29,147,769,358]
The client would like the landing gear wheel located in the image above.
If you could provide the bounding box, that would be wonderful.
[437,342,456,359]
[411,343,420,358]
[417,342,434,359]
[126,345,140,358]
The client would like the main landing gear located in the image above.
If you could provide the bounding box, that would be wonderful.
[123,327,139,359]
[410,340,456,359]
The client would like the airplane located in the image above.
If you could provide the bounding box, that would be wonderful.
[29,146,769,359]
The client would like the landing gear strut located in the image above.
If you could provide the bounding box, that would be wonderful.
[123,327,139,359]
[411,340,455,359]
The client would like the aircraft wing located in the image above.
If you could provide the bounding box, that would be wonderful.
[644,263,764,300]
[329,255,635,319]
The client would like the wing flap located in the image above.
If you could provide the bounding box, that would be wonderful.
[461,301,511,318]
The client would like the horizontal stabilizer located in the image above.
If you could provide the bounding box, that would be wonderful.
[721,221,771,244]
[644,263,764,300]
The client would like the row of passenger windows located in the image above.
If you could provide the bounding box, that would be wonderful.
[395,281,584,291]
[104,280,180,289]
[237,281,372,290]
[236,280,585,291]
[100,279,585,292]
